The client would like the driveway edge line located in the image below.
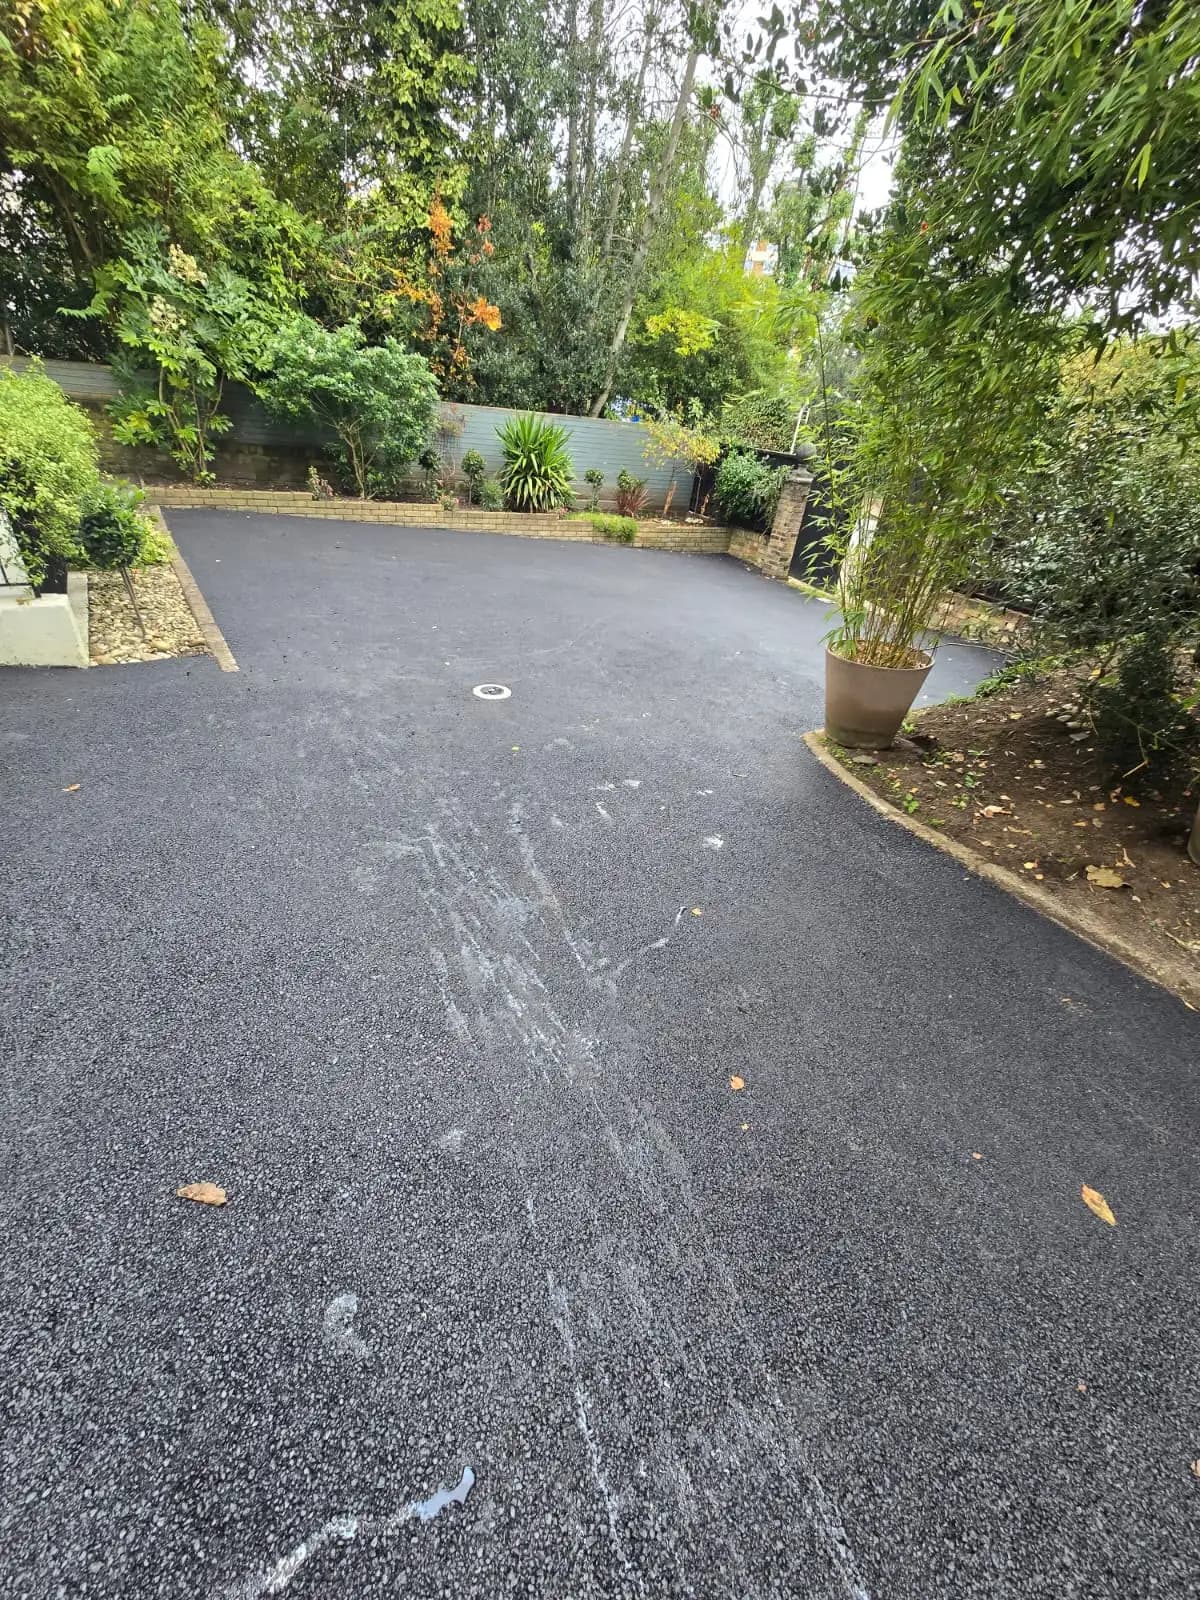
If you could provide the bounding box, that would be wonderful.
[803,729,1194,1010]
[151,506,239,673]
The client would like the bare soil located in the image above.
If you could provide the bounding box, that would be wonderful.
[828,664,1200,1009]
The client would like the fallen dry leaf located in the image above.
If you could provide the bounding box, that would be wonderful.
[979,804,1009,818]
[1086,865,1125,889]
[1191,1461,1200,1480]
[1123,795,1141,807]
[729,1075,745,1091]
[1022,860,1038,871]
[1077,1381,1088,1394]
[690,906,703,916]
[63,783,81,792]
[176,1181,227,1206]
[1081,1184,1116,1226]
[971,1151,983,1160]
[740,1122,749,1131]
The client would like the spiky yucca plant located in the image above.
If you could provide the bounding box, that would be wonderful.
[496,414,574,511]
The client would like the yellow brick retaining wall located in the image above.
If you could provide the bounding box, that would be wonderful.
[152,487,736,555]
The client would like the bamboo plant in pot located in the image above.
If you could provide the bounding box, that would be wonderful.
[810,313,1003,751]
[822,491,980,749]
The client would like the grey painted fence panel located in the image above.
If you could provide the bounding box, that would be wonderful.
[3,357,682,504]
[442,400,676,503]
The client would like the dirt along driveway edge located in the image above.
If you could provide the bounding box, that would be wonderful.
[805,730,1199,1012]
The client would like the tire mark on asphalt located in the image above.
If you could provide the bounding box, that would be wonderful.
[356,793,872,1600]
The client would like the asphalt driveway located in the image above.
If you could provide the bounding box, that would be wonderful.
[1,512,1197,1600]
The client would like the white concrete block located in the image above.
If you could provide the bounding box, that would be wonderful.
[0,575,89,667]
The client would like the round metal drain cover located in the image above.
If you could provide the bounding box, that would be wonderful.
[472,683,511,700]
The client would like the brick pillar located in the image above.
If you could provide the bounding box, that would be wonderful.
[762,465,814,579]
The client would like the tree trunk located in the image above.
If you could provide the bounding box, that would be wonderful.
[577,0,604,253]
[1189,801,1200,867]
[565,0,580,234]
[588,29,701,417]
[600,8,656,263]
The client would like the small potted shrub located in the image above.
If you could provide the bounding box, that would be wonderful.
[615,469,647,517]
[584,467,604,510]
[461,449,487,505]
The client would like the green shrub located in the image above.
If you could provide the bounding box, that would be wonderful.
[416,446,441,499]
[713,450,785,528]
[584,467,604,510]
[720,392,795,451]
[0,361,97,588]
[615,468,648,517]
[78,482,149,569]
[461,449,487,503]
[572,513,637,542]
[1092,625,1197,782]
[497,413,574,511]
[258,316,438,498]
[477,478,504,511]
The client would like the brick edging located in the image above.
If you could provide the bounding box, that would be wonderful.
[149,505,238,672]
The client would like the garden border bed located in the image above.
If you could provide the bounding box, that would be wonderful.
[151,485,738,556]
[805,730,1198,1011]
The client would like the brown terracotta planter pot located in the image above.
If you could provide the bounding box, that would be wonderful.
[824,644,933,750]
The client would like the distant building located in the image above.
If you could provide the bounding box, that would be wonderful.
[744,239,777,278]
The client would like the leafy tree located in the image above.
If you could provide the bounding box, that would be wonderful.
[380,203,502,391]
[888,0,1200,341]
[787,0,1200,675]
[205,0,474,229]
[78,231,271,480]
[0,0,313,302]
[258,317,438,496]
[719,391,795,450]
[641,407,719,513]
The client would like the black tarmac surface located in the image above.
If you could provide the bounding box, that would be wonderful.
[1,511,1197,1600]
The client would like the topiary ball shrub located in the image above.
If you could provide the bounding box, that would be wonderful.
[79,482,149,569]
[461,448,487,503]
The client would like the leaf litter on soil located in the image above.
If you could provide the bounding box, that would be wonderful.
[824,662,1200,1009]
